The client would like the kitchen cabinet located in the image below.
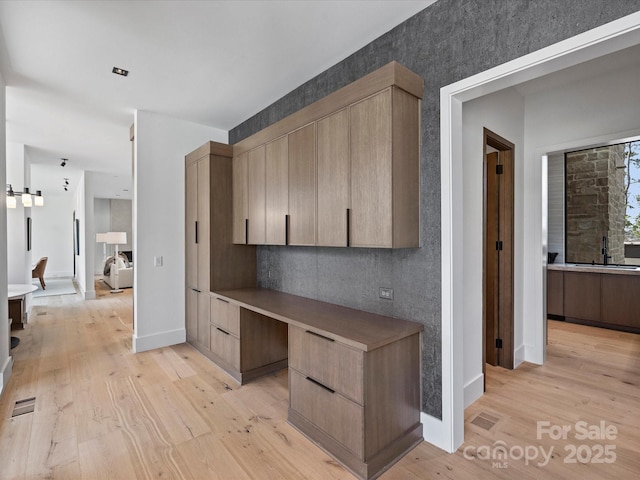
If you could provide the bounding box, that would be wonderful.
[317,108,350,247]
[184,141,256,355]
[564,271,600,322]
[600,274,640,330]
[288,123,316,246]
[556,266,640,333]
[232,152,248,244]
[265,135,288,245]
[547,270,564,316]
[350,87,420,248]
[247,146,266,244]
[232,61,423,249]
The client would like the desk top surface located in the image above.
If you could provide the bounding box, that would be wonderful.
[8,284,38,299]
[214,287,423,351]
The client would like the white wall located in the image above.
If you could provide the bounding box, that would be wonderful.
[94,198,110,274]
[0,72,11,392]
[133,110,226,352]
[31,192,76,278]
[547,153,564,264]
[6,143,32,286]
[461,87,525,407]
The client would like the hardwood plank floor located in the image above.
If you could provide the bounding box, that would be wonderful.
[1,281,638,479]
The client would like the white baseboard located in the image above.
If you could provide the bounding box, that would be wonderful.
[46,271,75,278]
[524,343,543,365]
[132,328,186,353]
[421,412,454,453]
[463,373,484,408]
[1,354,14,394]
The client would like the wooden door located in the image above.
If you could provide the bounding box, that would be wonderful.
[350,90,392,248]
[288,123,316,245]
[247,146,266,244]
[483,129,514,370]
[196,158,210,291]
[185,160,198,289]
[317,109,350,247]
[232,152,248,244]
[265,136,288,245]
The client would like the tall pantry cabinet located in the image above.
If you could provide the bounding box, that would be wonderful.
[185,141,256,354]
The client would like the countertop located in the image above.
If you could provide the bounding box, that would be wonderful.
[548,264,640,275]
[213,287,424,352]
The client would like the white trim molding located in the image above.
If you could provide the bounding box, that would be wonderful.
[132,327,186,353]
[436,12,640,453]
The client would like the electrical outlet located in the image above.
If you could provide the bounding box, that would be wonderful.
[379,287,394,300]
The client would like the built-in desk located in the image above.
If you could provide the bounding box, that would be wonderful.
[210,287,423,480]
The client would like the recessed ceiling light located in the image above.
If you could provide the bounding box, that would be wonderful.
[112,67,129,77]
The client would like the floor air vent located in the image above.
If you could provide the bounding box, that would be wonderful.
[470,411,500,431]
[12,397,36,417]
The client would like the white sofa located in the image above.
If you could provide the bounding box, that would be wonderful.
[103,257,133,289]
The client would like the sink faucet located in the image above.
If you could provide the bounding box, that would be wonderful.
[601,236,612,265]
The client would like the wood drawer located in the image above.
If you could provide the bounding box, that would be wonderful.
[289,325,364,404]
[210,324,240,370]
[211,296,240,336]
[289,368,364,459]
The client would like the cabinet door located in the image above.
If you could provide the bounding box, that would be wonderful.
[232,152,248,244]
[288,123,316,245]
[317,109,350,247]
[547,270,564,316]
[185,161,198,288]
[196,159,210,291]
[265,136,288,245]
[247,146,266,244]
[564,272,600,322]
[350,90,393,248]
[601,274,640,329]
[197,291,211,350]
[186,288,198,340]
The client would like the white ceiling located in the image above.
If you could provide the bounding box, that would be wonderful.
[0,0,436,200]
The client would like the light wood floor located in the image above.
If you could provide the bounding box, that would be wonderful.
[1,281,639,479]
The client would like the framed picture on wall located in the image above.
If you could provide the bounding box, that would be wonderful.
[27,217,32,251]
[74,219,80,255]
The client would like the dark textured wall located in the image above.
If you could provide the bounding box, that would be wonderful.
[229,0,640,418]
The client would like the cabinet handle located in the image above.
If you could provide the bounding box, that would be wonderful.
[193,288,201,293]
[195,221,198,244]
[216,298,229,304]
[245,218,249,244]
[285,214,290,246]
[306,330,334,342]
[346,208,351,247]
[216,327,230,335]
[306,376,335,394]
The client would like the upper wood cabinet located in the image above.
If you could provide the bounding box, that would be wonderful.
[185,160,199,289]
[232,152,248,244]
[288,123,316,246]
[350,87,420,248]
[232,61,423,249]
[265,136,288,245]
[317,108,350,247]
[247,146,266,245]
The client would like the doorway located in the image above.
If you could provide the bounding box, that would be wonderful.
[483,128,514,372]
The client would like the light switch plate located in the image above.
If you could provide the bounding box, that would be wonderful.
[154,256,163,267]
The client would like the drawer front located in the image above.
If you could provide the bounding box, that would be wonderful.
[289,369,364,459]
[289,325,364,404]
[210,296,240,337]
[210,324,240,370]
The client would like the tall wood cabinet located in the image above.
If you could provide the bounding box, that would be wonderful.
[185,141,256,354]
[232,61,423,249]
